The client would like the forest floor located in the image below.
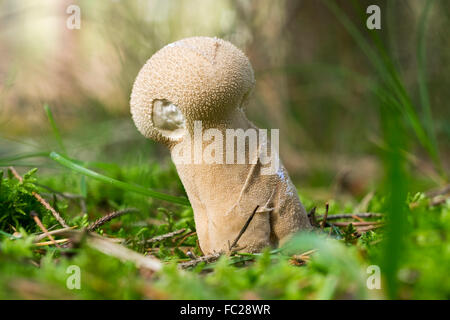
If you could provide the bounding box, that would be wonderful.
[0,159,448,299]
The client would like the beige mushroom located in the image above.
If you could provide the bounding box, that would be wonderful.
[130,36,311,254]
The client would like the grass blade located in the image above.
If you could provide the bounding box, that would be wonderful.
[49,152,190,206]
[324,0,442,174]
[379,97,409,299]
[44,104,67,156]
[417,0,440,168]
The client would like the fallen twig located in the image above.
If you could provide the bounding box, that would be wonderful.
[61,229,162,272]
[144,228,187,244]
[87,208,140,231]
[408,185,449,208]
[332,221,383,227]
[429,195,448,207]
[175,231,196,247]
[351,214,366,223]
[34,226,77,242]
[228,205,259,252]
[30,211,60,248]
[316,213,383,221]
[34,239,69,247]
[178,252,222,269]
[9,167,69,228]
[356,225,384,233]
[425,184,450,198]
[33,193,69,228]
[320,202,329,230]
[290,249,317,265]
[88,233,162,271]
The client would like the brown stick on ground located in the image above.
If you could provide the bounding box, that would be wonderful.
[87,233,162,272]
[9,167,69,228]
[425,184,450,198]
[332,221,383,227]
[53,229,162,272]
[30,211,61,248]
[228,205,259,252]
[34,226,77,242]
[178,252,222,269]
[320,202,329,230]
[32,192,69,228]
[87,208,140,231]
[290,249,317,265]
[144,228,187,244]
[356,225,384,233]
[353,215,367,223]
[316,213,384,221]
[175,231,196,247]
[35,239,69,247]
[429,196,448,207]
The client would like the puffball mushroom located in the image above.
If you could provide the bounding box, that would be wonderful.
[130,36,311,254]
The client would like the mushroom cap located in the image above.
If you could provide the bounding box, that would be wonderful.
[130,36,255,144]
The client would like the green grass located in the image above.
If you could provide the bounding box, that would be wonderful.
[49,152,190,206]
[323,0,447,299]
[43,104,67,157]
[0,100,448,299]
[325,0,443,174]
[0,165,448,299]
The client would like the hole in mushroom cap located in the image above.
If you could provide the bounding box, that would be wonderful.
[152,99,186,140]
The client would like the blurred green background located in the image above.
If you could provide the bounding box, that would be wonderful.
[1,0,448,199]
